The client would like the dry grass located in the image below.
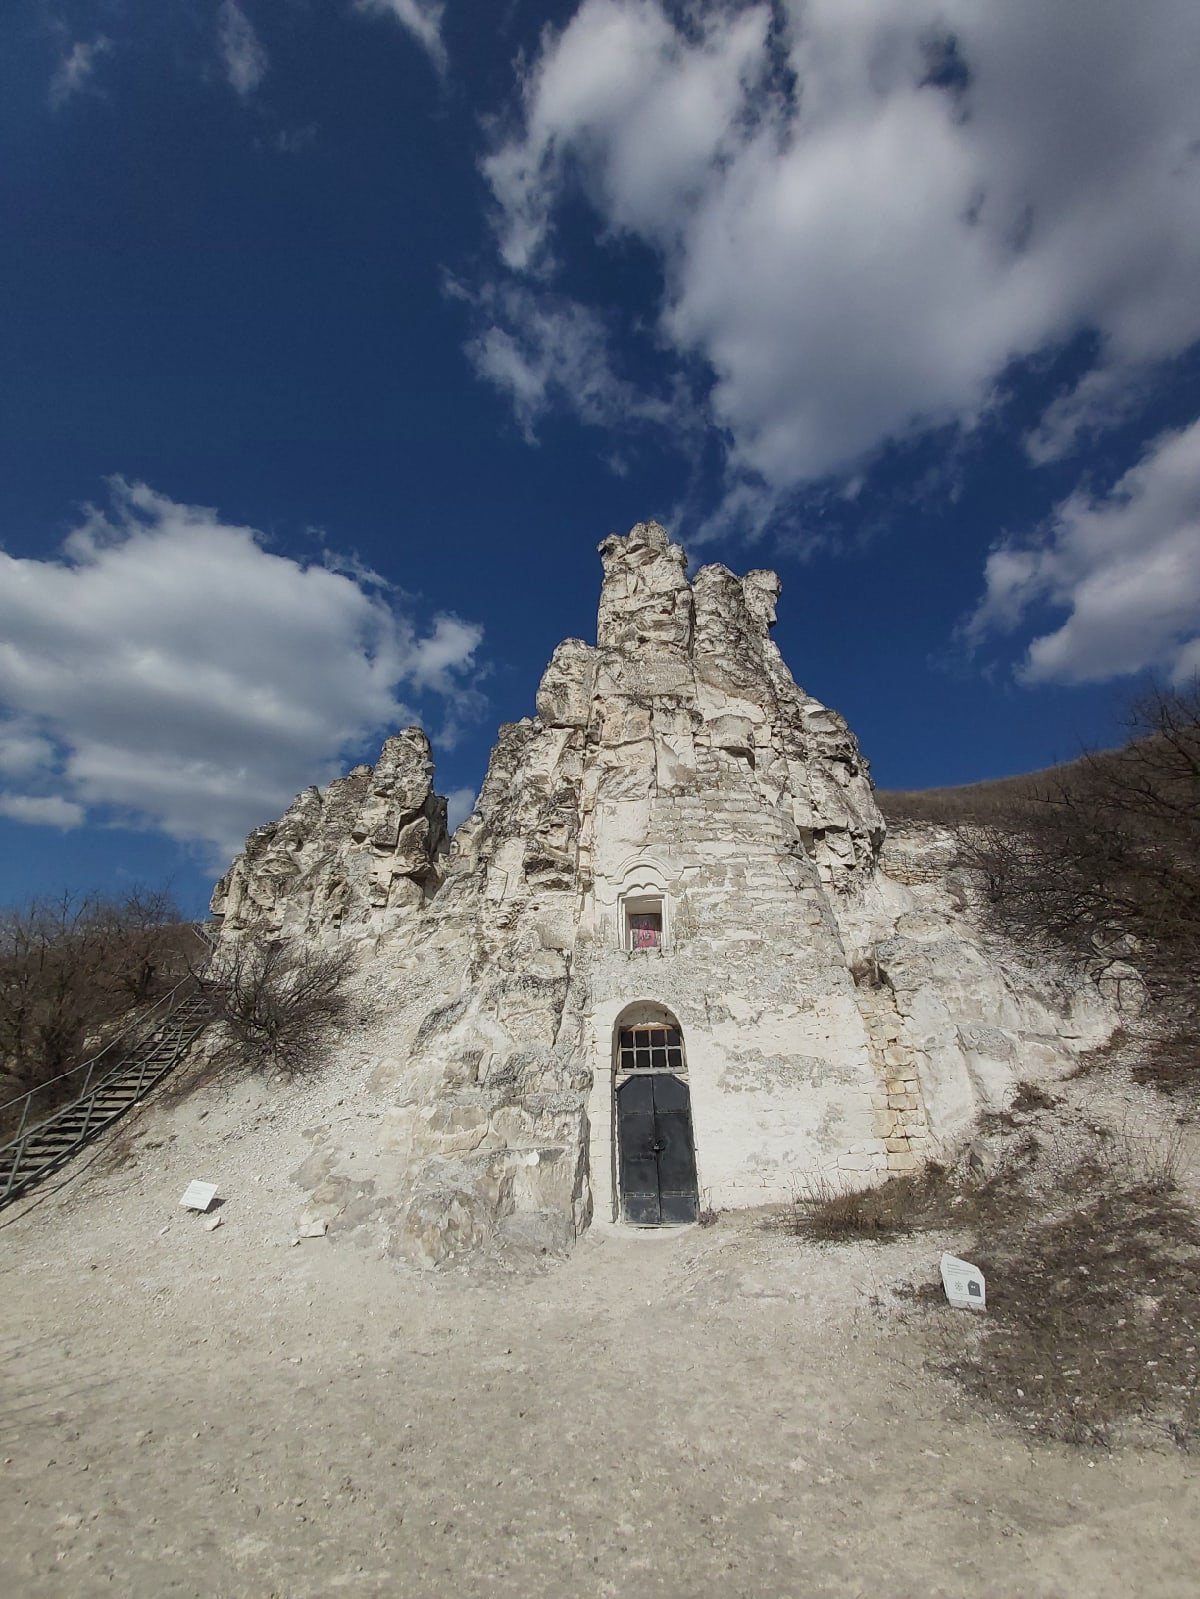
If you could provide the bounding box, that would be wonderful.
[1130,1027,1200,1098]
[791,1164,950,1239]
[790,1137,1041,1242]
[876,767,1069,826]
[795,1099,1200,1449]
[938,1167,1200,1449]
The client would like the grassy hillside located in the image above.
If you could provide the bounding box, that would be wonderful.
[876,767,1075,831]
[876,752,1108,825]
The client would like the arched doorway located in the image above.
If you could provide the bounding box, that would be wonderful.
[614,1007,699,1225]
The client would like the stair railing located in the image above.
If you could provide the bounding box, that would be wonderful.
[0,974,210,1201]
[188,919,222,973]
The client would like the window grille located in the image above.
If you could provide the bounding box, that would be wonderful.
[617,1025,684,1074]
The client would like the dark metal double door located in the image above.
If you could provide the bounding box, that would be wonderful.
[617,1072,698,1225]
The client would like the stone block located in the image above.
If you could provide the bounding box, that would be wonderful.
[838,1153,879,1173]
[887,1153,920,1172]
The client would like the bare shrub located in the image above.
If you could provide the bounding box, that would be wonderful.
[911,685,1200,1093]
[1090,1120,1188,1192]
[791,1162,953,1240]
[206,932,354,1077]
[0,886,188,1113]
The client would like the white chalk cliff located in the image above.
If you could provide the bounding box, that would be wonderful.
[212,521,1114,1264]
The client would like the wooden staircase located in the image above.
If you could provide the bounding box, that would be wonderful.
[0,984,212,1208]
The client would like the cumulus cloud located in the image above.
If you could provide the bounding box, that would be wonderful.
[0,794,85,831]
[357,0,447,74]
[49,36,113,109]
[477,0,1200,497]
[0,481,485,861]
[218,0,268,98]
[966,420,1200,685]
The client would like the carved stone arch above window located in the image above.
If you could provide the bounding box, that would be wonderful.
[614,856,671,954]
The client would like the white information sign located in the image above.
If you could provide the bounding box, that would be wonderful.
[180,1181,219,1212]
[940,1252,986,1311]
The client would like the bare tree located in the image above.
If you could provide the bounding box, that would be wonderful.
[205,932,354,1078]
[0,887,188,1106]
[957,684,1200,1081]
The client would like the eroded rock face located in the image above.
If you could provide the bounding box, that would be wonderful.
[211,728,449,940]
[213,520,1118,1266]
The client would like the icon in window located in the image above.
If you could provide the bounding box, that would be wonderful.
[628,911,662,951]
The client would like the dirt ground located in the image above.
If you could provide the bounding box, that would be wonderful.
[3,1062,1199,1599]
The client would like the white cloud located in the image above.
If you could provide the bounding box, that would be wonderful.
[479,0,1200,496]
[966,420,1200,685]
[49,36,112,110]
[0,480,485,861]
[445,786,475,831]
[0,719,55,779]
[1023,365,1154,466]
[0,794,85,831]
[483,0,767,276]
[357,0,447,74]
[457,279,682,443]
[407,614,484,694]
[219,0,268,98]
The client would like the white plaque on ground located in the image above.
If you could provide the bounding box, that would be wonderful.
[940,1252,986,1310]
[180,1181,218,1212]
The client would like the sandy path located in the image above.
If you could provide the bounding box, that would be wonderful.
[2,1074,1199,1598]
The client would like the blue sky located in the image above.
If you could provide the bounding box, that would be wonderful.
[3,0,1200,918]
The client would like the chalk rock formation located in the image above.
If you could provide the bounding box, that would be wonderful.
[213,520,1116,1266]
[211,728,448,939]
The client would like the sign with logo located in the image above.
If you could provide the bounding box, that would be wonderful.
[940,1252,986,1310]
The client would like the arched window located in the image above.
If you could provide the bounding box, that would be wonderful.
[613,1001,686,1074]
[616,1019,685,1074]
